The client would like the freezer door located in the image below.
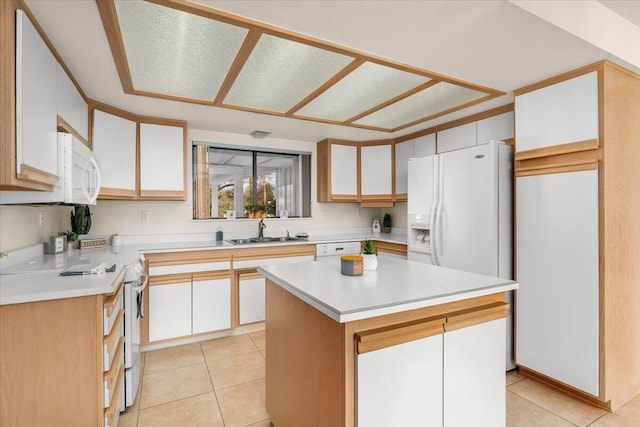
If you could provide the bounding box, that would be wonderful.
[436,143,498,276]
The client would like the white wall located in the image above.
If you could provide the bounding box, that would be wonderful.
[70,128,378,239]
[0,205,69,252]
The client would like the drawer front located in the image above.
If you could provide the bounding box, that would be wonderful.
[233,255,314,269]
[104,361,125,427]
[103,358,124,409]
[103,336,124,407]
[149,261,231,276]
[103,309,124,371]
[103,283,124,336]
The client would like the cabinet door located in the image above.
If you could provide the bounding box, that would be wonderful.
[437,122,476,153]
[357,335,443,426]
[444,318,506,427]
[515,169,599,395]
[139,123,185,198]
[394,140,413,197]
[360,144,392,197]
[148,282,191,342]
[192,278,231,334]
[330,143,358,197]
[413,134,436,158]
[92,110,137,198]
[15,10,58,181]
[515,72,598,152]
[239,277,266,325]
[56,63,88,140]
[476,111,513,146]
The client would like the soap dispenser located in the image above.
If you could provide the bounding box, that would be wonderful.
[372,218,381,234]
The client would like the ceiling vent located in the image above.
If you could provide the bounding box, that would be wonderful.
[250,130,272,139]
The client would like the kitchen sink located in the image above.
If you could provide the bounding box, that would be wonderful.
[227,236,308,245]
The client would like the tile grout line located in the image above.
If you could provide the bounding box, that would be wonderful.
[202,341,229,426]
[507,390,582,427]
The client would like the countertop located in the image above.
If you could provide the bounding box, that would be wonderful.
[259,257,518,323]
[0,232,407,305]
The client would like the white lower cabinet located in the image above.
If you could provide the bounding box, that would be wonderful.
[357,335,443,427]
[148,281,192,342]
[444,318,506,427]
[239,277,266,325]
[192,278,231,334]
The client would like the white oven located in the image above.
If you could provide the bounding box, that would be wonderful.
[123,255,147,408]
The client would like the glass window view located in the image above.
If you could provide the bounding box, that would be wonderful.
[193,144,311,219]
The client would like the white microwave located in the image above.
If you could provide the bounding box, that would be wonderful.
[0,133,101,205]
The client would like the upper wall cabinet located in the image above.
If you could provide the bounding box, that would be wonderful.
[56,62,88,142]
[92,106,187,201]
[515,72,598,153]
[92,109,137,199]
[360,143,393,203]
[139,122,187,200]
[437,122,476,153]
[2,9,59,191]
[317,139,359,202]
[477,111,514,146]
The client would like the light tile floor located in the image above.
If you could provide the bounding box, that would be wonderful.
[120,331,640,426]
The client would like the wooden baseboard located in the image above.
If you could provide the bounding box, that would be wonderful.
[517,366,611,412]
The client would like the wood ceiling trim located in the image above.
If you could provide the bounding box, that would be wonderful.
[389,93,499,133]
[96,0,134,93]
[285,58,364,117]
[345,80,441,125]
[129,89,215,107]
[214,29,262,106]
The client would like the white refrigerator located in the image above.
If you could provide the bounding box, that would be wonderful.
[407,141,515,370]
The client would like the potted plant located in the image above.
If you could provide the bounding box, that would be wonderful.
[71,204,91,235]
[59,231,78,250]
[383,213,392,233]
[244,204,257,218]
[256,204,268,218]
[361,239,378,271]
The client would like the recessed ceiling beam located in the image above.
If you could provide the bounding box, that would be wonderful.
[214,30,262,105]
[96,0,134,93]
[285,58,365,117]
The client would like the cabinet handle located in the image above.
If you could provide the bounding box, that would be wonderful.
[444,301,508,332]
[355,316,446,354]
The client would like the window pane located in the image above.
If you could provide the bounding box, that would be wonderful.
[192,143,310,219]
[256,152,300,217]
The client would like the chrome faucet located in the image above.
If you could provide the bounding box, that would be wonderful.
[258,218,267,238]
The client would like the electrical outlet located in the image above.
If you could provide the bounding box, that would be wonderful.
[141,211,150,223]
[39,211,44,227]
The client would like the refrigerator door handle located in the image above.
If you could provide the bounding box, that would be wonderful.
[429,156,439,265]
[433,156,445,266]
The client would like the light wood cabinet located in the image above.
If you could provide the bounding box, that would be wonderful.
[92,108,137,199]
[4,8,59,191]
[317,139,359,202]
[56,62,88,141]
[91,104,187,201]
[515,71,598,152]
[514,61,640,411]
[0,278,125,426]
[139,122,187,200]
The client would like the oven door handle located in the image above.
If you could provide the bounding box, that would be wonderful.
[132,272,148,293]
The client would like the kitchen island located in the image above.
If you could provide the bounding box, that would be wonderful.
[259,257,518,427]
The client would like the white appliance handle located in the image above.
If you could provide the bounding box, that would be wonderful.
[433,156,445,266]
[428,156,439,265]
[87,156,101,204]
[133,272,148,293]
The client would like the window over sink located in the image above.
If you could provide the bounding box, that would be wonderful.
[192,143,311,219]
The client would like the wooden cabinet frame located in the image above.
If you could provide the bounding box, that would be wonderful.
[514,60,640,411]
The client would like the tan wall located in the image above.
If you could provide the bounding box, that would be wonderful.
[0,205,68,252]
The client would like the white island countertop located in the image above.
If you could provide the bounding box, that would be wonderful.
[259,257,518,323]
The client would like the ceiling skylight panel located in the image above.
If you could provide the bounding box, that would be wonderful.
[223,34,353,113]
[114,1,248,101]
[353,82,488,129]
[295,62,431,122]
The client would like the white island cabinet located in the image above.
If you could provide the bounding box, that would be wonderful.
[260,258,517,427]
